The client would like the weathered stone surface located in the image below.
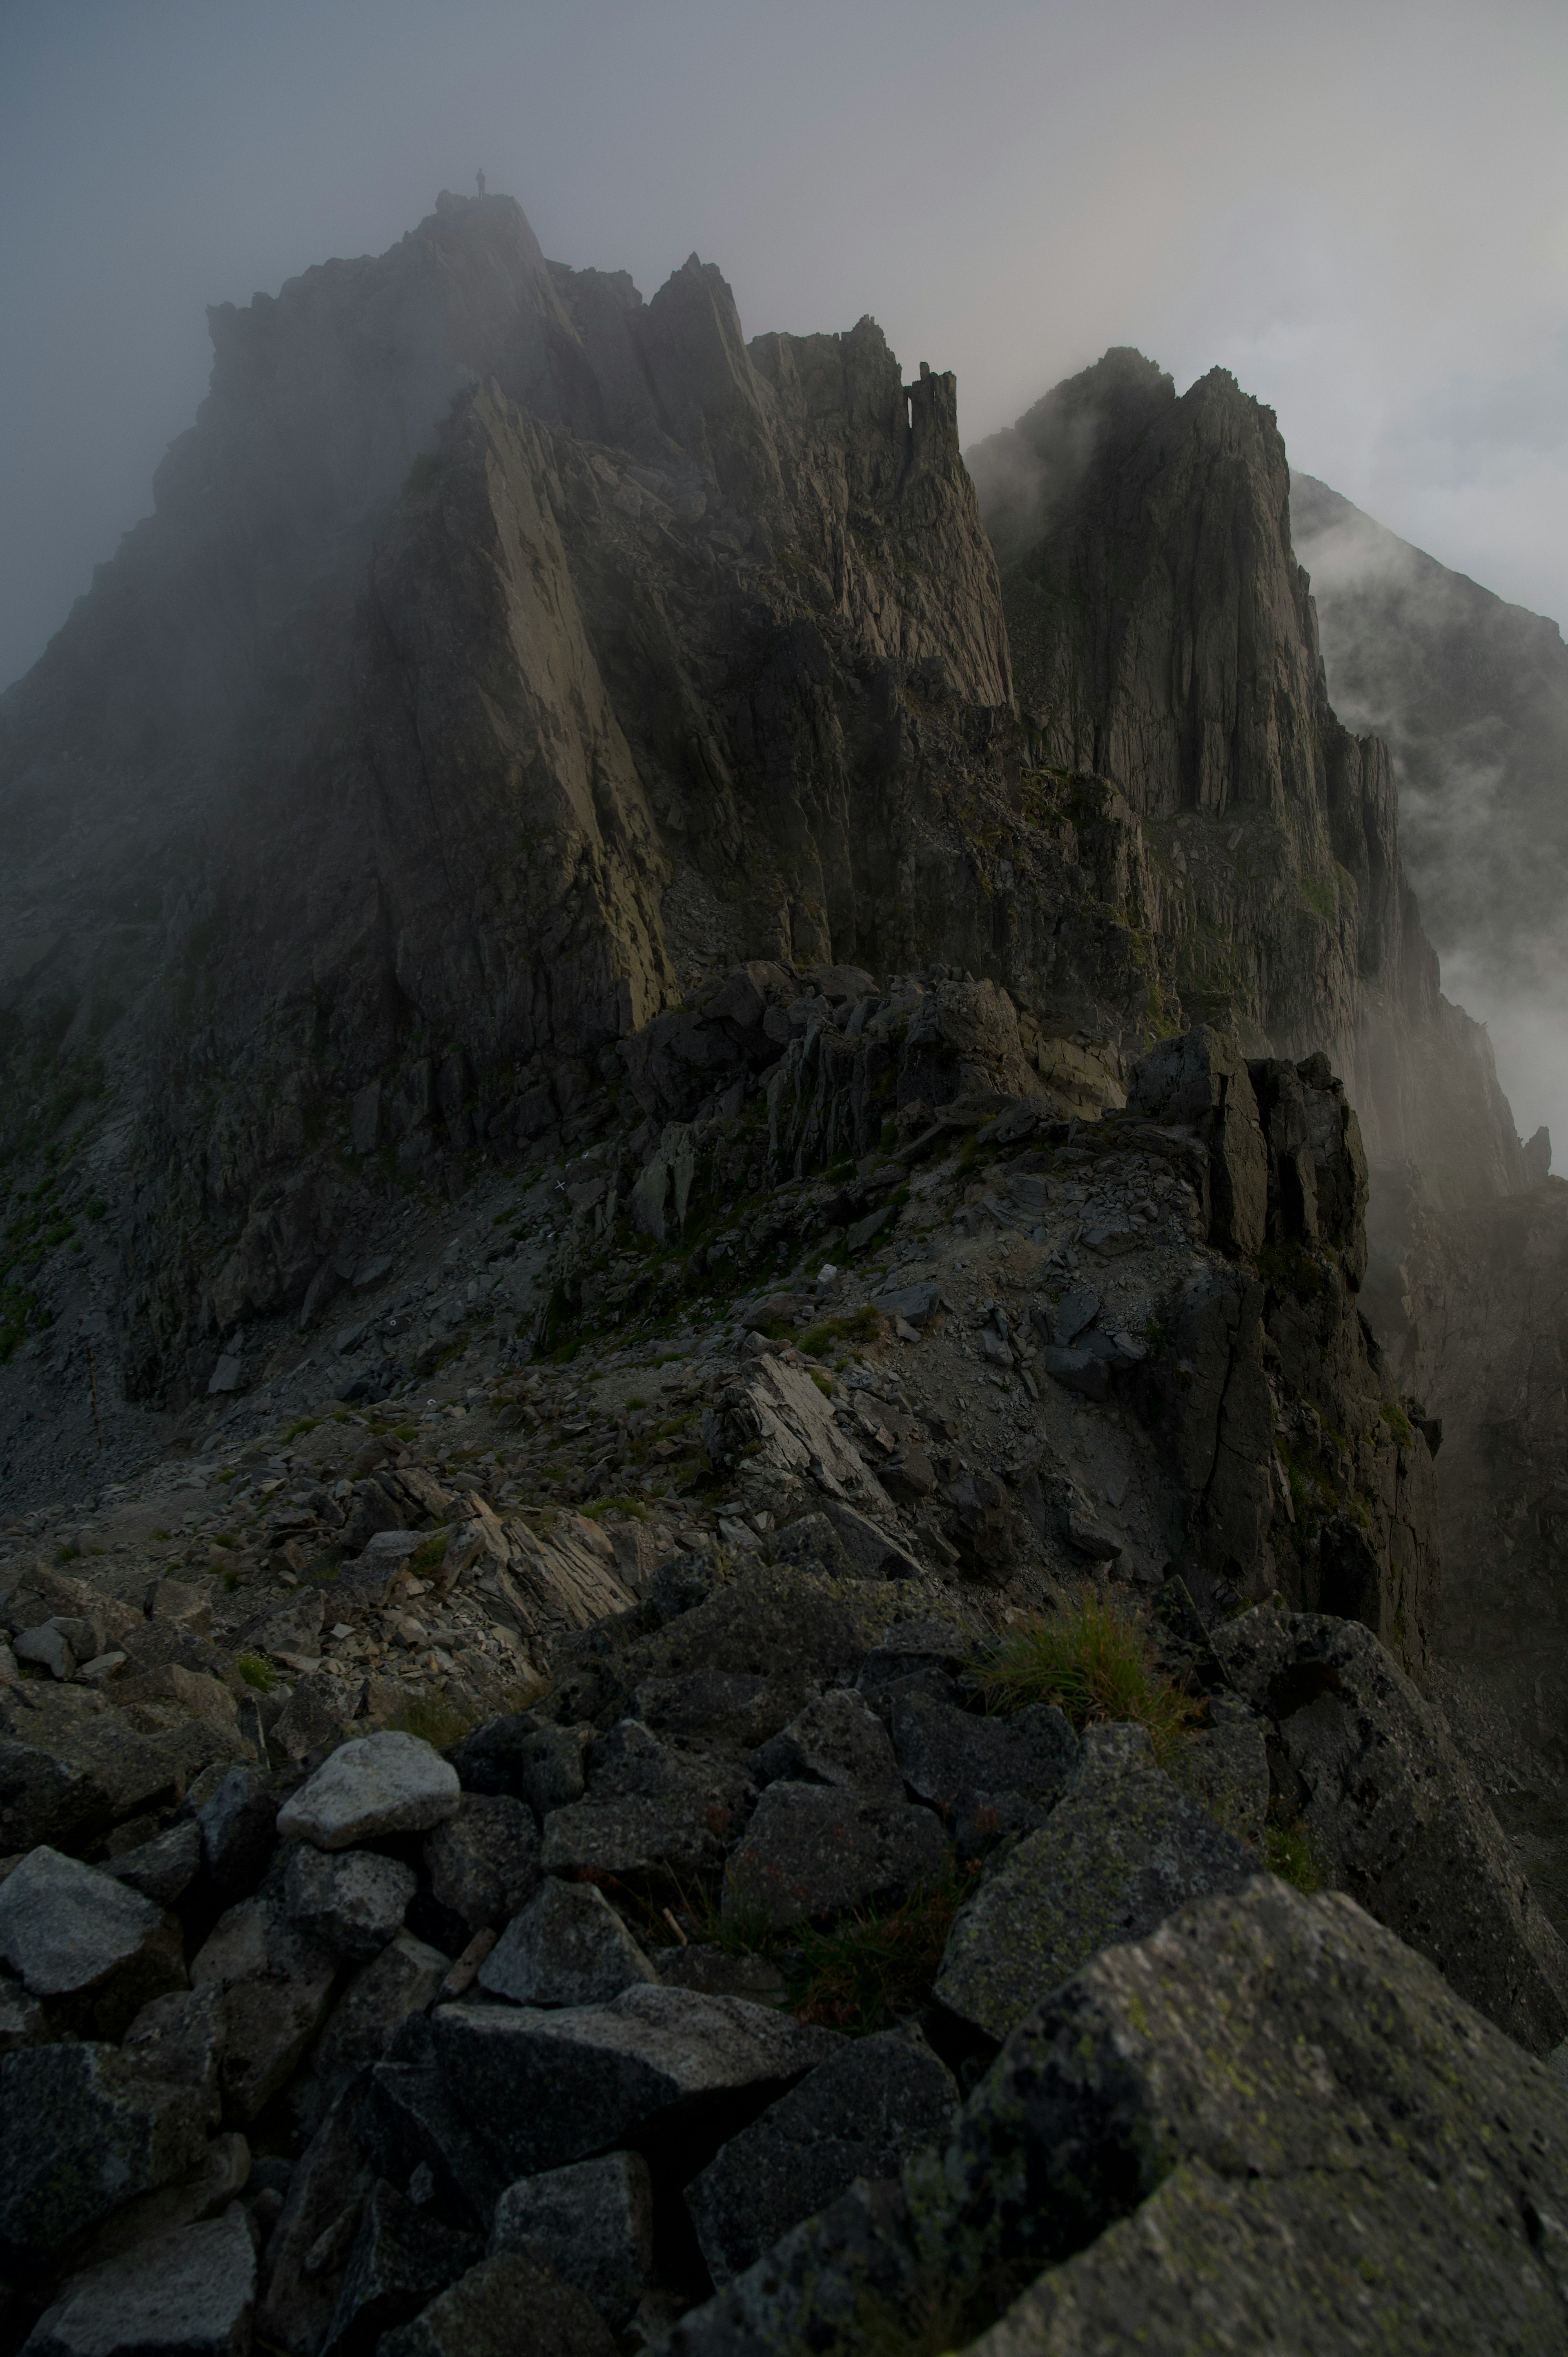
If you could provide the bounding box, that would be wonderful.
[277,1732,461,1850]
[377,2249,616,2357]
[451,1715,591,1813]
[422,1793,540,1932]
[194,1765,279,1902]
[70,2130,251,2270]
[670,1879,1568,2357]
[477,1878,654,2007]
[935,1725,1254,2040]
[104,1816,205,1907]
[1167,1695,1269,1853]
[1217,1607,1568,2052]
[753,1688,902,1798]
[269,1672,356,1765]
[311,1930,450,2113]
[255,2083,373,2357]
[189,1895,338,2120]
[685,2030,957,2285]
[322,2177,478,2357]
[359,2014,506,2226]
[633,1672,793,1748]
[0,1844,170,1999]
[284,1844,416,1961]
[430,1985,840,2179]
[121,1983,227,2096]
[541,1723,751,1881]
[0,1970,47,2054]
[488,2151,653,2326]
[21,2208,256,2357]
[0,2042,214,2271]
[890,1692,1077,1854]
[724,1781,951,1928]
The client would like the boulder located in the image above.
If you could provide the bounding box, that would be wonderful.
[0,1972,46,2054]
[284,1845,416,1962]
[311,1930,451,2113]
[633,1673,794,1748]
[724,1782,951,1929]
[358,2015,506,2227]
[193,1765,278,1901]
[256,2084,374,2357]
[422,1794,541,1933]
[0,1846,174,2004]
[450,1716,590,1813]
[321,2177,479,2357]
[889,1691,1077,1854]
[0,2042,214,2271]
[20,2207,256,2357]
[104,1817,205,1907]
[477,1879,655,2007]
[377,2248,616,2357]
[276,1732,461,1851]
[685,2030,957,2286]
[429,1985,840,2179]
[269,1673,356,1766]
[1167,1695,1269,1852]
[752,1689,902,1798]
[68,2130,250,2270]
[1216,1608,1568,2052]
[121,1984,227,2096]
[189,1895,338,2121]
[488,2151,653,2325]
[934,1725,1255,2040]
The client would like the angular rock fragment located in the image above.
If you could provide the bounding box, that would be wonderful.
[430,1985,840,2179]
[0,1970,46,2054]
[121,1983,227,2096]
[256,2085,374,2357]
[724,1782,951,1928]
[633,1672,792,1747]
[1167,1694,1269,1852]
[477,1879,655,2007]
[935,1724,1254,2040]
[267,1672,354,1765]
[0,2042,214,2271]
[488,2150,653,2325]
[890,1690,1077,1854]
[311,1930,450,2113]
[377,2249,616,2357]
[103,1816,205,1907]
[422,1793,541,1932]
[359,2014,506,2225]
[322,2177,478,2357]
[20,2206,256,2357]
[451,1715,592,1812]
[685,2030,958,2285]
[189,1895,338,2121]
[0,1844,172,2001]
[284,1844,416,1961]
[194,1764,279,1901]
[752,1688,902,1798]
[277,1731,461,1850]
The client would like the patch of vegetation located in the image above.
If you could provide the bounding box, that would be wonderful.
[1381,1400,1416,1449]
[149,1527,170,1543]
[388,1693,479,1748]
[1256,1242,1330,1306]
[788,1865,981,2034]
[393,1422,419,1443]
[236,1653,276,1692]
[800,1304,880,1358]
[977,1589,1200,1767]
[406,1533,450,1578]
[878,1118,898,1154]
[627,1395,648,1411]
[1265,1806,1321,1893]
[284,1418,319,1442]
[583,1495,646,1521]
[809,1369,833,1397]
[53,1543,80,1565]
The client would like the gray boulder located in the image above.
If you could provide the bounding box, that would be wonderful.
[889,1691,1077,1854]
[277,1731,461,1850]
[633,1672,795,1747]
[358,2015,506,2226]
[20,2207,256,2357]
[668,1879,1568,2357]
[1217,1607,1568,2052]
[121,1984,227,2096]
[256,2084,374,2357]
[270,1672,356,1766]
[377,2249,616,2357]
[685,2030,957,2286]
[1167,1694,1269,1853]
[189,1895,338,2121]
[0,1846,182,2035]
[752,1689,902,1798]
[193,1765,278,1902]
[724,1782,951,1929]
[477,1879,655,2007]
[428,1985,840,2179]
[450,1715,590,1812]
[489,2150,653,2325]
[539,1719,752,1882]
[311,1930,450,2113]
[0,2042,214,2271]
[0,1972,46,2054]
[422,1793,541,1932]
[283,1844,416,1961]
[103,1818,205,1907]
[935,1725,1254,2040]
[321,2177,478,2357]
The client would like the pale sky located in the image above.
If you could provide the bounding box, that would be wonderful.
[2,0,1565,691]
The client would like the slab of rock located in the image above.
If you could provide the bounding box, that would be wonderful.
[270,1672,356,1765]
[753,1689,902,1798]
[813,1501,924,1582]
[430,1985,840,2179]
[540,1731,747,1879]
[14,1624,76,1681]
[359,2015,506,2226]
[322,2177,479,2357]
[21,2207,256,2357]
[284,1844,416,1960]
[68,2130,250,2271]
[452,1715,591,1812]
[104,1817,205,1907]
[121,1983,227,2096]
[255,2083,373,2357]
[724,1782,951,1929]
[277,1732,461,1851]
[488,2151,653,2325]
[189,1895,338,2120]
[935,1725,1255,2040]
[478,1879,655,2007]
[377,2249,616,2357]
[0,1712,177,1853]
[1216,1608,1568,2053]
[0,2042,214,2271]
[702,1357,894,1519]
[422,1794,540,1933]
[633,1672,795,1747]
[0,1844,171,2000]
[685,2030,957,2285]
[670,1879,1568,2357]
[1167,1694,1269,1853]
[890,1690,1078,1853]
[312,1930,451,2114]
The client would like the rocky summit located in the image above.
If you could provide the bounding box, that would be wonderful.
[1,188,1566,2355]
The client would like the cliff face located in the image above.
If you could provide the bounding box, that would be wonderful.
[967,352,1526,1207]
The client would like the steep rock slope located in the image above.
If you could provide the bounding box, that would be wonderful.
[967,352,1525,1206]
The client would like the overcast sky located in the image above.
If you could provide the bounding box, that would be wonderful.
[3,0,1566,692]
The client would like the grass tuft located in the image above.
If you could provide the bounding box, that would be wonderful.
[1265,1806,1321,1893]
[236,1653,275,1692]
[387,1694,479,1748]
[976,1588,1199,1767]
[788,1864,980,2034]
[284,1417,320,1441]
[406,1532,450,1577]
